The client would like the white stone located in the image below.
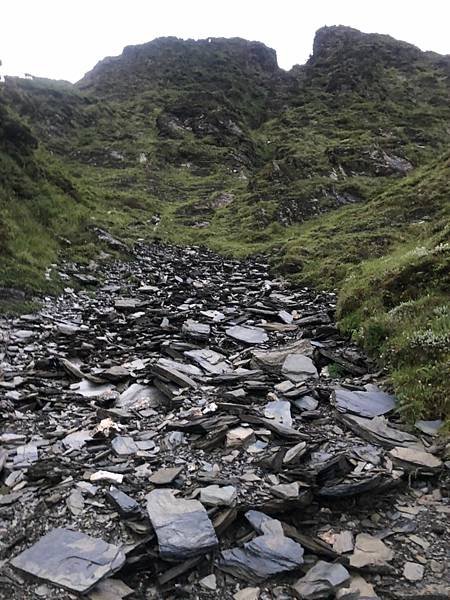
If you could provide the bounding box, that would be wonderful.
[199,574,217,590]
[226,426,255,448]
[200,485,237,506]
[403,561,424,582]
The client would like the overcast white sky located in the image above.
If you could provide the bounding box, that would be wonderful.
[1,0,449,82]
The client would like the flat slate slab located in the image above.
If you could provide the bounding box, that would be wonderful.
[281,354,318,382]
[146,489,218,560]
[10,528,125,593]
[226,325,268,345]
[219,533,304,583]
[264,399,292,428]
[338,414,423,449]
[149,467,183,485]
[333,386,396,417]
[293,560,350,599]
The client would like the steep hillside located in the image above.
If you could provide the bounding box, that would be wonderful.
[0,26,449,418]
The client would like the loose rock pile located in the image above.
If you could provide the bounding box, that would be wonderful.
[0,243,448,599]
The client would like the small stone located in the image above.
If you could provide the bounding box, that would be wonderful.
[415,419,443,436]
[281,354,318,383]
[403,561,424,582]
[149,466,183,485]
[271,482,300,499]
[226,325,268,345]
[89,578,133,599]
[408,534,430,550]
[264,400,292,428]
[294,395,319,411]
[283,442,307,465]
[111,436,138,456]
[105,487,140,517]
[200,485,237,506]
[234,588,260,600]
[336,574,377,599]
[389,446,442,470]
[333,531,354,554]
[293,560,350,599]
[199,574,217,591]
[226,426,255,448]
[350,533,393,568]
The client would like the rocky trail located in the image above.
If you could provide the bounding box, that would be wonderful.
[0,243,448,600]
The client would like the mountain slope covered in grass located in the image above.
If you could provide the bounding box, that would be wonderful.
[0,26,449,419]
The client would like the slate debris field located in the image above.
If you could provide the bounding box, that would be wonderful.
[0,242,448,599]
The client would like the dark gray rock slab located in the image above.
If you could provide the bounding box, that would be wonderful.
[281,354,318,382]
[264,400,292,428]
[182,319,211,339]
[337,413,423,449]
[415,419,443,436]
[151,361,198,388]
[333,386,396,417]
[184,348,231,375]
[105,487,141,517]
[149,466,183,485]
[10,528,125,593]
[218,533,304,583]
[293,560,350,599]
[146,489,218,560]
[226,325,268,345]
[111,435,138,456]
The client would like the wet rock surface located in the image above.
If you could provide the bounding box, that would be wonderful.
[0,243,448,599]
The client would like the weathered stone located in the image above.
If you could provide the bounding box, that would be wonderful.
[333,386,396,417]
[105,487,140,517]
[199,574,217,590]
[234,588,260,600]
[403,561,424,582]
[338,414,423,449]
[271,482,300,500]
[415,419,443,436]
[226,426,255,448]
[389,446,442,470]
[11,528,125,593]
[226,325,268,345]
[149,466,183,485]
[251,340,312,373]
[294,395,319,411]
[182,319,211,339]
[293,560,350,599]
[281,354,318,382]
[333,531,354,554]
[219,533,304,582]
[264,399,292,428]
[146,489,218,560]
[62,430,92,450]
[111,435,138,456]
[350,533,393,568]
[90,470,124,484]
[200,485,237,506]
[283,442,308,465]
